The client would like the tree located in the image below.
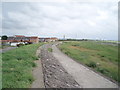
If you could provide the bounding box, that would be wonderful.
[1,35,8,40]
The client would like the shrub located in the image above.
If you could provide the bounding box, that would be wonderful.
[64,51,69,55]
[97,67,109,74]
[72,44,79,46]
[101,55,105,57]
[17,44,24,47]
[32,62,37,67]
[86,62,97,68]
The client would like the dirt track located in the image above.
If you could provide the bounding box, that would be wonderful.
[40,43,80,88]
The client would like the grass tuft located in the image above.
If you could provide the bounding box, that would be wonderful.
[48,48,53,52]
[86,62,97,68]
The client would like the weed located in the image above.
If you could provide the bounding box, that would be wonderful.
[48,48,53,52]
[86,62,97,68]
[96,67,109,74]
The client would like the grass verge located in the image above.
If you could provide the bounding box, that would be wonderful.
[0,53,2,89]
[2,43,44,88]
[59,41,119,82]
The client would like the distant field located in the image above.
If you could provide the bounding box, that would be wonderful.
[2,43,44,88]
[59,41,119,82]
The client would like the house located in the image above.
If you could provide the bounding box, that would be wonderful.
[8,35,29,42]
[7,35,39,44]
[29,37,39,43]
[15,35,25,37]
[4,35,39,46]
[50,37,58,42]
[39,37,58,42]
[39,38,46,42]
[44,38,52,42]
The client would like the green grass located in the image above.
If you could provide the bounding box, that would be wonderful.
[0,53,2,89]
[48,48,53,52]
[2,43,44,88]
[59,41,119,82]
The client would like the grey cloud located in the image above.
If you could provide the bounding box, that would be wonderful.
[2,2,118,40]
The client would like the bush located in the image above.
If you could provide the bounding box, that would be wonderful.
[64,51,69,55]
[32,62,37,67]
[17,44,24,47]
[101,55,105,57]
[86,62,97,68]
[97,67,109,74]
[72,44,79,46]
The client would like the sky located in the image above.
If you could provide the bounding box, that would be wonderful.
[1,1,118,40]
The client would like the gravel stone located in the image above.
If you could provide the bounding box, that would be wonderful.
[40,44,80,88]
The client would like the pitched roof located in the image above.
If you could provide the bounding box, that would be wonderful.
[29,37,38,39]
[15,35,25,37]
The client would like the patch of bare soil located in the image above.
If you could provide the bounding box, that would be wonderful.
[31,47,45,88]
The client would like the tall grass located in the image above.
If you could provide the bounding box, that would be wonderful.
[59,41,119,82]
[2,43,44,88]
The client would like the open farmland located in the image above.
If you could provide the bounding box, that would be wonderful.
[58,41,119,82]
[2,43,44,88]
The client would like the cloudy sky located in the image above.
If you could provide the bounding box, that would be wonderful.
[1,1,118,40]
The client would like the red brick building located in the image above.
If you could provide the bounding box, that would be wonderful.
[29,37,39,43]
[39,37,58,42]
[7,35,39,44]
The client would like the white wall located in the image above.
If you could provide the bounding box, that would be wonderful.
[11,42,19,46]
[11,42,25,46]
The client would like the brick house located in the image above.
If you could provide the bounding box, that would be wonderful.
[5,35,39,46]
[29,37,39,43]
[7,35,39,43]
[50,37,58,42]
[39,37,58,42]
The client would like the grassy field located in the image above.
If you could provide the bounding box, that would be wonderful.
[59,41,119,82]
[2,43,44,88]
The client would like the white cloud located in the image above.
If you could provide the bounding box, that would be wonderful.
[97,10,108,20]
[87,20,96,26]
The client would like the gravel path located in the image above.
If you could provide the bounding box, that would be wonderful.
[52,42,118,88]
[40,43,80,88]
